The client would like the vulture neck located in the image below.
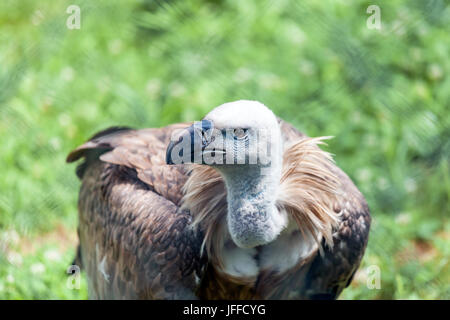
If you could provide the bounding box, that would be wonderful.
[219,158,288,249]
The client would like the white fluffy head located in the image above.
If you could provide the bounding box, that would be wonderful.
[202,100,283,169]
[204,100,279,130]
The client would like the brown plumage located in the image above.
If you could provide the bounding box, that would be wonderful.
[67,101,371,300]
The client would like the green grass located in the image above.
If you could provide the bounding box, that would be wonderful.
[0,0,448,299]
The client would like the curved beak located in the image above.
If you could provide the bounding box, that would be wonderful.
[166,120,214,165]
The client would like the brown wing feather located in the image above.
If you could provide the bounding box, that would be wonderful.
[68,124,206,299]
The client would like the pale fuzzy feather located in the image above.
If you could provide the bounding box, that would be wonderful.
[181,136,341,278]
[221,245,259,278]
[258,218,317,273]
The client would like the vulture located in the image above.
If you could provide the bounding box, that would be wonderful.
[67,100,371,299]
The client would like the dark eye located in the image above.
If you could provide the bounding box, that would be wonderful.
[232,128,248,140]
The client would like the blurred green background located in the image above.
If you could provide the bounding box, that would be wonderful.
[0,0,449,299]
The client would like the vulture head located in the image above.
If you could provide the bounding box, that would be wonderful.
[166,100,287,248]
